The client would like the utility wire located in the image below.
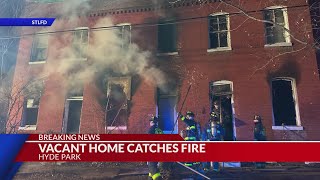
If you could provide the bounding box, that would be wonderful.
[0,4,312,40]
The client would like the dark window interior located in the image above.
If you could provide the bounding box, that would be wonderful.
[264,9,286,44]
[272,79,297,126]
[158,20,177,53]
[209,15,229,49]
[25,107,38,125]
[66,100,82,133]
[23,98,40,126]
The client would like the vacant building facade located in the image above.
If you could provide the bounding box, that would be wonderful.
[8,0,320,140]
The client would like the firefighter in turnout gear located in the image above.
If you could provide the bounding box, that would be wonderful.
[253,115,266,169]
[202,111,225,172]
[179,111,200,141]
[148,116,163,180]
[203,111,225,141]
[179,111,202,169]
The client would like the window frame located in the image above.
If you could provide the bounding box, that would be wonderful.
[105,77,131,131]
[264,6,292,47]
[207,12,232,52]
[62,96,83,134]
[270,77,302,130]
[29,33,49,64]
[116,23,132,50]
[157,19,178,56]
[19,97,41,131]
[72,27,89,61]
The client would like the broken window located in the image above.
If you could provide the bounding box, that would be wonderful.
[106,77,131,130]
[157,85,178,133]
[158,20,177,53]
[72,28,88,59]
[21,81,44,127]
[23,98,40,126]
[117,24,131,50]
[64,89,83,134]
[271,78,299,126]
[209,81,235,141]
[264,7,290,44]
[30,34,48,62]
[208,14,230,49]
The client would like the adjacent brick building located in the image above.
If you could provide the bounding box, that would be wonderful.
[8,0,320,141]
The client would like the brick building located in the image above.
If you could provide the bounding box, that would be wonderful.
[8,0,320,140]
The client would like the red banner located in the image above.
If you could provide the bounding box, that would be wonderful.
[15,134,320,162]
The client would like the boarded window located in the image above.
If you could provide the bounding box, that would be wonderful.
[208,14,230,49]
[271,79,298,126]
[264,8,289,44]
[30,34,48,62]
[158,20,177,53]
[73,28,88,59]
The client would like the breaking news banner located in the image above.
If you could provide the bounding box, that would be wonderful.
[0,18,55,26]
[2,134,320,178]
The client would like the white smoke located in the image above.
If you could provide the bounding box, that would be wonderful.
[39,4,168,96]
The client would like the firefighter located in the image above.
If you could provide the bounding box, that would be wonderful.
[253,115,266,169]
[179,111,201,169]
[179,111,200,141]
[148,116,163,180]
[203,111,225,141]
[202,111,225,172]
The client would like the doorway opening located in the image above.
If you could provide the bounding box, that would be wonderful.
[209,80,235,141]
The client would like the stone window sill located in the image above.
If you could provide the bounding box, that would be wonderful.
[106,126,127,131]
[272,126,303,131]
[29,61,46,65]
[73,58,87,61]
[156,52,178,56]
[264,42,292,48]
[19,125,37,131]
[207,47,232,52]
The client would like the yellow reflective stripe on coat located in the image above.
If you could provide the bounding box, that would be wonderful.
[184,137,196,141]
[155,128,163,134]
[149,173,152,177]
[181,116,185,121]
[152,172,161,180]
[186,126,196,130]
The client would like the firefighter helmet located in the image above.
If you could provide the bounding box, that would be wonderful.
[253,115,262,122]
[150,116,159,123]
[186,111,195,117]
[210,111,217,117]
[210,111,219,121]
